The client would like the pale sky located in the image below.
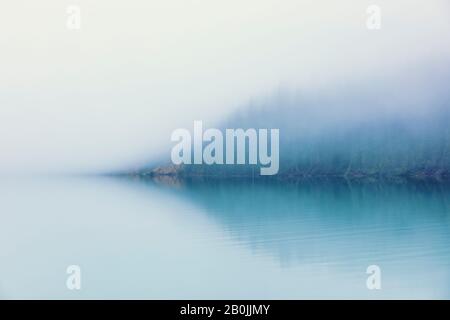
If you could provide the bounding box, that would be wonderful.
[1,0,449,174]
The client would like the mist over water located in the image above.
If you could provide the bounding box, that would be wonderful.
[1,0,450,301]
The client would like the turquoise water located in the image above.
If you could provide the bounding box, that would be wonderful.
[0,176,449,299]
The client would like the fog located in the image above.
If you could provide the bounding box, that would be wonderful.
[1,0,449,174]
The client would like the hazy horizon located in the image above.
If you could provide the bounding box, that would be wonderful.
[1,0,450,174]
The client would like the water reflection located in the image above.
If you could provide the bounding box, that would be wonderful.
[150,177,450,266]
[0,176,449,299]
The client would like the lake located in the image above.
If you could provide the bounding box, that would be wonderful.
[0,176,449,299]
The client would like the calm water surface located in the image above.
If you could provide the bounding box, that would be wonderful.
[0,176,449,299]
